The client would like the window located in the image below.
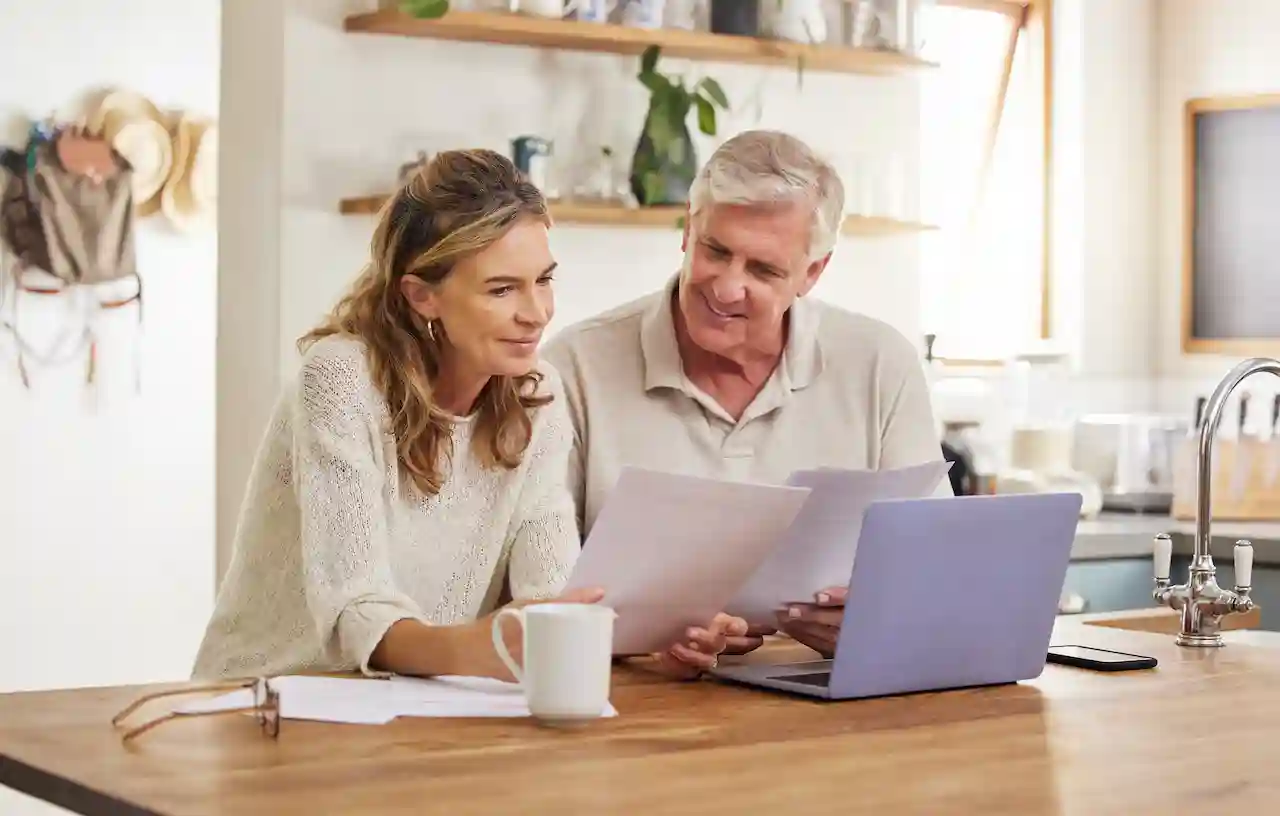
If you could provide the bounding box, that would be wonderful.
[919,0,1049,363]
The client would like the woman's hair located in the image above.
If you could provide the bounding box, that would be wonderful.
[299,148,552,496]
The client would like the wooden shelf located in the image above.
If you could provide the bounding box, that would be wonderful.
[338,195,937,236]
[342,10,937,75]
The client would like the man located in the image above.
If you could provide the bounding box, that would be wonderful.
[542,130,949,658]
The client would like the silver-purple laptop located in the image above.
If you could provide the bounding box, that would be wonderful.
[709,492,1083,700]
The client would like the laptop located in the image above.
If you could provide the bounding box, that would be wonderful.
[708,491,1083,700]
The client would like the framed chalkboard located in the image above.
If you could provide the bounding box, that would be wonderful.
[1182,94,1280,354]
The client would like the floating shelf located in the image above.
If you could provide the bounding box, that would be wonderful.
[338,195,937,236]
[342,10,937,76]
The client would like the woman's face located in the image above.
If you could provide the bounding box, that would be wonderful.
[403,218,557,379]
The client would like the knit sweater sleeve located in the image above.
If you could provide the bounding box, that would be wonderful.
[293,344,426,675]
[506,369,582,600]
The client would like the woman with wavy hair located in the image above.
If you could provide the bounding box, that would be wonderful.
[193,150,733,681]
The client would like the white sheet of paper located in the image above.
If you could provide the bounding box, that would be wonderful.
[391,675,617,718]
[176,676,399,725]
[175,674,617,725]
[563,466,813,655]
[725,461,952,626]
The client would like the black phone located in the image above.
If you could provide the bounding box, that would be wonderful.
[1046,645,1157,672]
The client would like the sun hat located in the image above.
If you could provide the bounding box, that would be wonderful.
[84,89,173,216]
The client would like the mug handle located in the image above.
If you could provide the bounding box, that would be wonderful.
[491,608,525,682]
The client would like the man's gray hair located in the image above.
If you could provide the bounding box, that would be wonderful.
[687,130,845,262]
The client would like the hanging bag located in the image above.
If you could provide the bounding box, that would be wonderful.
[0,128,143,388]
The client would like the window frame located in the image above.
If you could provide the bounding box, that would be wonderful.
[927,0,1054,367]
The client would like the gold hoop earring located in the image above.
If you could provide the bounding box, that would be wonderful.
[426,320,438,343]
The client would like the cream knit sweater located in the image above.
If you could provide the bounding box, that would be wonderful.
[191,336,580,681]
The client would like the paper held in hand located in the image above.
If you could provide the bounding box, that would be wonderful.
[725,461,952,626]
[562,466,814,655]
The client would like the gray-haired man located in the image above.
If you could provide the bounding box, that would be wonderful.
[542,130,949,657]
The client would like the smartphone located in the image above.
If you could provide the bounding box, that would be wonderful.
[1046,645,1157,672]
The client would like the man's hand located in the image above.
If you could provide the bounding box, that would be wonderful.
[776,586,846,658]
[722,623,776,655]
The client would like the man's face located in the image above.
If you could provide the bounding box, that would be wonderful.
[677,202,829,359]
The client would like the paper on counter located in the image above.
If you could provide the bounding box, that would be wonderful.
[391,675,617,718]
[563,466,813,655]
[177,676,398,725]
[175,674,616,725]
[725,461,952,626]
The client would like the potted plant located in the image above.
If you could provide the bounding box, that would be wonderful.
[629,45,730,207]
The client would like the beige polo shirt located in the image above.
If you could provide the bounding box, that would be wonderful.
[541,276,951,538]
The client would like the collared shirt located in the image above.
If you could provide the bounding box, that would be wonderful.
[541,276,950,538]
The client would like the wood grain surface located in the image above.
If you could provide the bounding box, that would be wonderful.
[1,616,1276,815]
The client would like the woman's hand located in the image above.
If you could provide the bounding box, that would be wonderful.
[652,613,749,680]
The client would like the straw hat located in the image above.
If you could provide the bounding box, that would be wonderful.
[160,114,217,231]
[84,90,173,216]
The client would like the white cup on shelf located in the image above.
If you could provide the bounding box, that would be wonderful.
[491,603,617,724]
[512,0,577,19]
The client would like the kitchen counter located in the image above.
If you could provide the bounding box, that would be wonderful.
[0,610,1275,815]
[1072,511,1280,562]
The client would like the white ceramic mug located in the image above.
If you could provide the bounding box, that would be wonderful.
[491,603,617,723]
[512,0,579,19]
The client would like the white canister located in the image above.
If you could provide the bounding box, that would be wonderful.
[768,0,828,44]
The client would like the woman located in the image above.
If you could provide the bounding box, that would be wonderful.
[193,149,735,682]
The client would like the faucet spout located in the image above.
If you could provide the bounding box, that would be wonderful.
[1152,357,1278,647]
[1193,358,1280,563]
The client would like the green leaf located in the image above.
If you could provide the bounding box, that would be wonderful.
[640,45,660,76]
[697,77,730,109]
[646,101,675,149]
[695,95,717,136]
[639,71,669,95]
[400,0,449,19]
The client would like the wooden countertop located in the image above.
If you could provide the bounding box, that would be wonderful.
[2,614,1277,815]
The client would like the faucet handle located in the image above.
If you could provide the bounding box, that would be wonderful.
[1235,539,1254,589]
[1154,533,1172,581]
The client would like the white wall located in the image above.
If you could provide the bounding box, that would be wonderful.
[0,3,220,812]
[218,0,287,583]
[1048,0,1158,416]
[1152,0,1280,421]
[217,0,931,575]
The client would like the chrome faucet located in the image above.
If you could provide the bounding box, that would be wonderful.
[1152,357,1278,646]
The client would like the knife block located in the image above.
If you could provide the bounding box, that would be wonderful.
[1171,437,1280,521]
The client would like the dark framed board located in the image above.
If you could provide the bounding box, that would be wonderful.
[1182,94,1280,355]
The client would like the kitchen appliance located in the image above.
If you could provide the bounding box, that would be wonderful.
[1071,413,1189,513]
[997,427,1103,518]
